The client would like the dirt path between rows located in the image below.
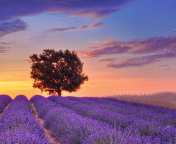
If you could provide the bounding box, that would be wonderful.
[0,102,11,117]
[30,102,60,144]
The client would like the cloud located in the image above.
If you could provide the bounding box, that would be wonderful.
[79,35,176,68]
[20,59,31,63]
[86,46,99,49]
[72,8,119,18]
[0,47,8,53]
[157,64,170,67]
[97,58,118,62]
[162,68,171,71]
[45,27,76,34]
[78,25,88,30]
[90,22,103,28]
[0,19,27,37]
[0,0,132,38]
[105,52,176,68]
[82,40,132,58]
[0,42,10,53]
[45,22,103,34]
[0,0,134,21]
[129,35,176,54]
[81,35,176,58]
[83,45,131,58]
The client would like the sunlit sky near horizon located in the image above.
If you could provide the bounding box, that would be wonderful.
[0,0,176,99]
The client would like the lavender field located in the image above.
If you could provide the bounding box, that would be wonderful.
[0,95,176,144]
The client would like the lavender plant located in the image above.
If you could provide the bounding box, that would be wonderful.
[48,96,137,129]
[0,95,12,113]
[0,95,50,144]
[67,96,176,126]
[31,95,155,144]
[49,96,176,143]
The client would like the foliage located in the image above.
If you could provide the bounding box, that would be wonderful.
[30,49,88,96]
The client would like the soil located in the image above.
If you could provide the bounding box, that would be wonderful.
[0,102,11,117]
[30,102,60,144]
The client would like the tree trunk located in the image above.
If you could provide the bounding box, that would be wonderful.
[57,89,61,96]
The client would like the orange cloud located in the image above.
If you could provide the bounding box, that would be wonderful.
[90,22,103,28]
[44,22,103,34]
[78,25,88,30]
[20,59,31,63]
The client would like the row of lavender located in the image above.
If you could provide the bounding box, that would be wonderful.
[0,95,50,143]
[66,96,176,126]
[0,95,12,113]
[48,96,176,143]
[31,95,163,144]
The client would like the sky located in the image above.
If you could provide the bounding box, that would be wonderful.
[0,0,176,99]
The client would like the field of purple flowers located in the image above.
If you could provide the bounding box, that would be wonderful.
[0,94,176,143]
[0,95,50,143]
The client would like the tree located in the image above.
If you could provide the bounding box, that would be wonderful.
[30,49,88,96]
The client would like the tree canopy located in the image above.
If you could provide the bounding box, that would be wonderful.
[30,49,88,96]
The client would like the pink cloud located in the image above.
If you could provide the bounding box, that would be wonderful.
[90,22,103,28]
[72,8,119,18]
[79,35,176,68]
[78,25,88,30]
[81,40,132,58]
[45,22,104,34]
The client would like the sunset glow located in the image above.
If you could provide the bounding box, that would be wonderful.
[0,0,176,99]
